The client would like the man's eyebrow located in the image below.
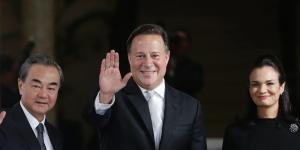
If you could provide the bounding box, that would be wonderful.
[250,80,276,83]
[31,79,59,86]
[31,79,42,84]
[49,82,59,86]
[135,52,144,54]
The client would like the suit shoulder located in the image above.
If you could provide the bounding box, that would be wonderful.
[168,85,198,102]
[46,121,62,136]
[166,85,201,112]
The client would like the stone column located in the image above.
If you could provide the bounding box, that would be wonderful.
[21,0,55,56]
[21,0,56,124]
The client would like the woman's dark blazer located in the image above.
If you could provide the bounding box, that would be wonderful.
[222,118,300,150]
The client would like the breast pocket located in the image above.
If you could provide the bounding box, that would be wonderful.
[174,123,193,134]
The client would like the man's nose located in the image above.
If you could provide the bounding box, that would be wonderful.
[38,87,48,98]
[144,55,153,66]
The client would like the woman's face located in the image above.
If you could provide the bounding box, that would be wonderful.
[249,66,285,111]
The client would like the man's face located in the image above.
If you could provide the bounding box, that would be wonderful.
[128,34,170,90]
[18,64,60,121]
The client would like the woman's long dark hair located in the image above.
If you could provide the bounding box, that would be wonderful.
[244,54,297,124]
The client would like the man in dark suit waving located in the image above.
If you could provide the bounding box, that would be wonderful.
[87,24,207,150]
[0,53,63,150]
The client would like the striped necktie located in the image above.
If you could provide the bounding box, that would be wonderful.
[36,123,47,150]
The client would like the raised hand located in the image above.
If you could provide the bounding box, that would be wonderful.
[98,50,132,104]
[0,111,6,124]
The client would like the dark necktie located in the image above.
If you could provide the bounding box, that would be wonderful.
[36,123,47,150]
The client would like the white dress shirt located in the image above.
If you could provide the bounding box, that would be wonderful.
[20,101,54,150]
[140,81,165,150]
[94,94,115,115]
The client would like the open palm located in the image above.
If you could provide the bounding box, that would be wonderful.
[98,50,131,103]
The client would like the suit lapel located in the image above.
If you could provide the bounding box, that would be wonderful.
[124,78,155,143]
[46,121,61,150]
[159,85,180,150]
[11,104,41,150]
[123,79,180,149]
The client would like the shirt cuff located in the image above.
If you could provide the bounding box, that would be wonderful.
[94,92,115,115]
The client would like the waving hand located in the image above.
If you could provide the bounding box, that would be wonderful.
[98,50,132,104]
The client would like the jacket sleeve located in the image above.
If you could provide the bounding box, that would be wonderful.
[83,92,112,129]
[191,101,207,150]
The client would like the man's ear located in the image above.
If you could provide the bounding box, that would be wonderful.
[18,78,24,96]
[165,50,170,64]
[128,53,132,65]
[0,111,6,124]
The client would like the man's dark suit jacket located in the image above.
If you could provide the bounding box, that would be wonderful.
[87,78,207,150]
[0,103,62,150]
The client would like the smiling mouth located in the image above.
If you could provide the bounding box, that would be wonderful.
[258,96,268,100]
[36,101,48,105]
[141,71,155,73]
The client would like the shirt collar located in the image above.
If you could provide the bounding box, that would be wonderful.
[20,101,46,130]
[139,79,165,99]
